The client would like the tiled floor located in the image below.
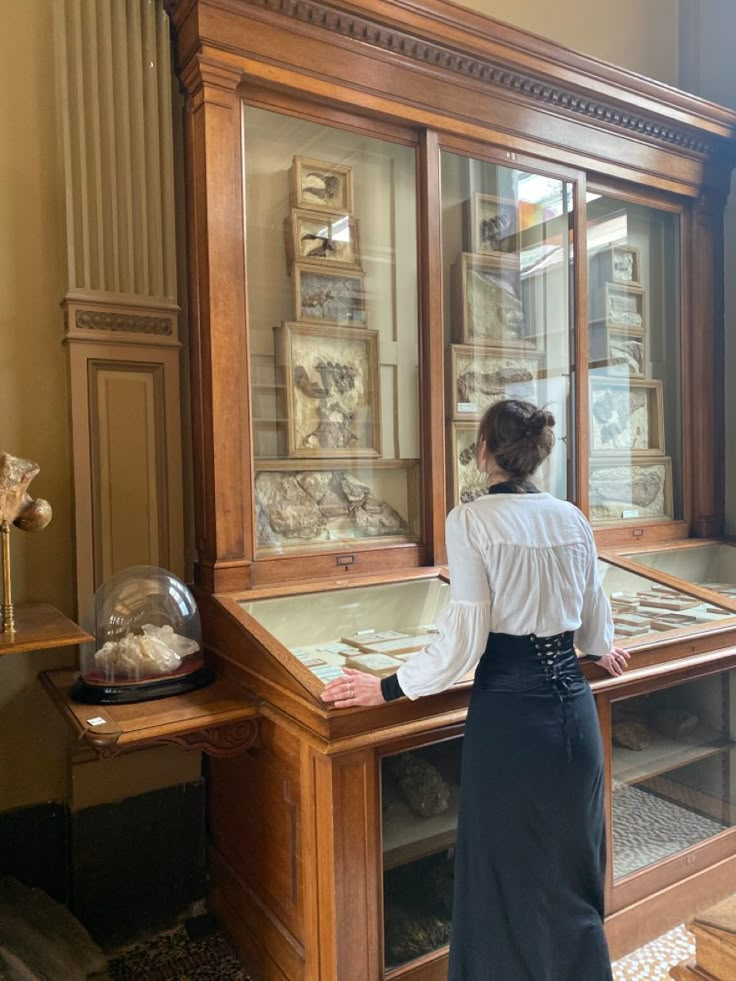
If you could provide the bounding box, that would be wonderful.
[612,924,695,981]
[110,920,696,980]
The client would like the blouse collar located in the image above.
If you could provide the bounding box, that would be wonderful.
[487,479,541,495]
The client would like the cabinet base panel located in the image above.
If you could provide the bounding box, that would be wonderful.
[606,853,736,960]
[210,847,304,981]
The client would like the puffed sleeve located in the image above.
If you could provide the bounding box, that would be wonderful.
[574,518,614,658]
[395,505,492,699]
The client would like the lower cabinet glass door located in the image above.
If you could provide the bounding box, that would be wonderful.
[381,738,462,971]
[611,669,736,881]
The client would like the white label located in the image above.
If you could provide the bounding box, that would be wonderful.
[622,508,640,518]
[457,402,478,414]
[87,717,107,727]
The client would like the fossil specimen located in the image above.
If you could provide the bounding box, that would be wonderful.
[293,359,363,450]
[591,388,650,450]
[302,171,340,204]
[254,473,327,539]
[613,251,635,282]
[299,272,364,323]
[301,232,338,258]
[590,463,665,520]
[608,337,645,375]
[457,366,534,406]
[466,268,524,342]
[480,211,514,251]
[607,291,643,328]
[316,360,356,394]
[255,470,408,545]
[387,753,451,818]
[612,720,651,751]
[458,441,476,467]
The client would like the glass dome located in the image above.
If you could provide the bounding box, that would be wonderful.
[71,565,213,704]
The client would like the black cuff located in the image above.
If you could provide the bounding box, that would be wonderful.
[380,673,405,702]
[584,653,603,662]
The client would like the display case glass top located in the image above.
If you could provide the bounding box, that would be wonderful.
[620,543,736,603]
[239,577,450,685]
[244,106,422,559]
[598,559,735,644]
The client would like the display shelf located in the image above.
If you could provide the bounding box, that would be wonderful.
[39,668,260,759]
[612,725,733,785]
[0,603,91,656]
[382,786,460,870]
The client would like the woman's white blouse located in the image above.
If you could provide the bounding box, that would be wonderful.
[396,493,614,699]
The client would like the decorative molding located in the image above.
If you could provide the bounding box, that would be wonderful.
[85,719,260,758]
[241,0,715,155]
[76,310,173,336]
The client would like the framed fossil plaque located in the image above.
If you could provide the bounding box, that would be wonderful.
[284,209,361,270]
[254,458,419,551]
[464,192,519,254]
[591,245,641,286]
[448,421,488,506]
[289,156,354,213]
[275,321,381,458]
[589,325,647,377]
[448,344,542,420]
[293,264,367,325]
[589,378,664,455]
[452,252,533,349]
[589,455,673,524]
[599,282,646,331]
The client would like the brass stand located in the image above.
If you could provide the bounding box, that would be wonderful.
[1,520,14,633]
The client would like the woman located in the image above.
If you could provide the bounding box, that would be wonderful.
[321,398,629,981]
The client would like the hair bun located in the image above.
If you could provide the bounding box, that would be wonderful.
[524,409,553,439]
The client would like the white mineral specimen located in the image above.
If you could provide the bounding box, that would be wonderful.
[93,624,199,678]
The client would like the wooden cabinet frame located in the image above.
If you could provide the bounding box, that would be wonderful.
[166,0,736,974]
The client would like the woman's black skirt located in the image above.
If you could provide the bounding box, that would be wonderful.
[448,631,612,981]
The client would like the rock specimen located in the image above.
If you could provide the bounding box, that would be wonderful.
[384,907,452,966]
[426,859,454,917]
[592,389,649,450]
[608,337,645,375]
[612,720,651,751]
[653,707,699,740]
[387,753,451,817]
[255,470,408,545]
[302,171,340,205]
[457,366,534,406]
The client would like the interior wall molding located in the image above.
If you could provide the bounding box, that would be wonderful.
[239,0,714,155]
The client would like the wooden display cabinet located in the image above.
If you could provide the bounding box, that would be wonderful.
[165,0,736,976]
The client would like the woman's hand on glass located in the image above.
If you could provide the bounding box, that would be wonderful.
[320,667,384,708]
[598,646,630,677]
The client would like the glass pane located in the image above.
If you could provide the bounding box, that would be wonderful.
[623,543,736,602]
[586,196,681,524]
[382,738,461,969]
[612,669,736,881]
[239,578,450,684]
[243,107,421,555]
[598,559,734,643]
[440,154,574,504]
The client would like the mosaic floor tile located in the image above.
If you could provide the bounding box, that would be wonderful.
[612,924,696,981]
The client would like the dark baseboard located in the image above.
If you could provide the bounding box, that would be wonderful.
[70,780,207,946]
[0,781,207,947]
[0,801,69,903]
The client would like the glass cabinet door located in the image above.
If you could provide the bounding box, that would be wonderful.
[611,669,736,882]
[440,153,575,505]
[586,196,681,526]
[243,107,421,555]
[381,738,462,970]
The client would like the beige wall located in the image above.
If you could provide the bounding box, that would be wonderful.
[0,2,77,809]
[454,0,679,86]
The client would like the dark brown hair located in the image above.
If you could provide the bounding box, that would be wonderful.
[477,398,555,481]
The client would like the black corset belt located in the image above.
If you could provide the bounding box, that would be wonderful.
[473,631,586,761]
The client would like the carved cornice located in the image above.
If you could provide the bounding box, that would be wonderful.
[241,0,714,155]
[75,310,173,336]
[85,719,259,759]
